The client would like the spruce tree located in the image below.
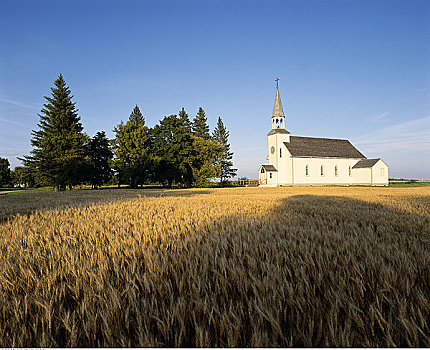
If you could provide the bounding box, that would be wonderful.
[192,107,210,140]
[20,74,87,190]
[212,117,237,185]
[179,107,192,133]
[129,104,145,124]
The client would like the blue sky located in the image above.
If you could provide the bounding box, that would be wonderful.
[1,0,429,179]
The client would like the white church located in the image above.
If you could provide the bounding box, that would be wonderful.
[258,84,389,186]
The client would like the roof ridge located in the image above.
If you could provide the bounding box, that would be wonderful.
[291,135,351,141]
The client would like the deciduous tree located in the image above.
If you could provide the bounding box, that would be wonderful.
[0,157,11,187]
[87,131,113,188]
[112,105,150,188]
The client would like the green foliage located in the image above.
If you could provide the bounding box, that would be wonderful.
[87,131,113,188]
[150,113,194,187]
[212,117,237,185]
[192,107,210,140]
[19,76,237,190]
[20,74,87,191]
[191,136,223,187]
[0,158,12,187]
[10,166,35,188]
[112,105,150,188]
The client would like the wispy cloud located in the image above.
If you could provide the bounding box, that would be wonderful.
[0,97,39,110]
[373,111,389,122]
[354,116,430,153]
[0,116,27,127]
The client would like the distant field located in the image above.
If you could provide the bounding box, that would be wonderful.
[0,187,429,346]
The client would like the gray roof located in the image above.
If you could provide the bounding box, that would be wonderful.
[272,86,285,117]
[267,128,290,136]
[352,158,380,168]
[261,164,278,171]
[284,136,366,159]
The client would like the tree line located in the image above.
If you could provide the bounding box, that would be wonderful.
[1,74,237,190]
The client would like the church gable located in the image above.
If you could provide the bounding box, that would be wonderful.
[284,136,366,159]
[352,158,385,168]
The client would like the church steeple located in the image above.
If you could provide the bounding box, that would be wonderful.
[272,83,285,118]
[271,79,286,130]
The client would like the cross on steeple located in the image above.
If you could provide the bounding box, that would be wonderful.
[275,77,279,87]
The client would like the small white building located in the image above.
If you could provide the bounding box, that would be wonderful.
[258,85,389,186]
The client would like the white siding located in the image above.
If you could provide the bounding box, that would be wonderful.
[292,158,370,184]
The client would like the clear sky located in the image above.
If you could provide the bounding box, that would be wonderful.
[1,0,429,179]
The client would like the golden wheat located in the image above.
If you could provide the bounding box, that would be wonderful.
[0,186,429,346]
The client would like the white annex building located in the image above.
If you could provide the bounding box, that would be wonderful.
[258,84,389,186]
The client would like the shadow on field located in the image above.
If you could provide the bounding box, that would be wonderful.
[0,188,211,221]
[0,194,429,347]
[126,195,430,347]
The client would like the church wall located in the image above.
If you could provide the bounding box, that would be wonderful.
[267,171,278,186]
[371,160,389,185]
[258,166,267,185]
[292,158,370,184]
[351,168,372,184]
[268,133,292,185]
[277,144,292,184]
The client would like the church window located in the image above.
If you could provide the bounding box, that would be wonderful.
[261,168,265,173]
[269,173,272,179]
[305,165,309,176]
[380,168,385,176]
[279,148,282,157]
[335,165,338,176]
[349,166,352,176]
[321,165,324,176]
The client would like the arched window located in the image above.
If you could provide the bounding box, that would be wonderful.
[335,165,338,176]
[321,165,324,176]
[261,168,265,173]
[349,166,352,176]
[305,165,309,176]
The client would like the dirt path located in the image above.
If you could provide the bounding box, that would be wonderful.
[0,189,28,195]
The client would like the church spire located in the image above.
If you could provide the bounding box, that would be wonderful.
[272,80,285,118]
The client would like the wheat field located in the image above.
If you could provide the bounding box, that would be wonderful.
[0,186,429,347]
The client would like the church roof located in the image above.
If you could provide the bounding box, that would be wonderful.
[267,128,290,136]
[284,136,366,159]
[261,164,278,171]
[352,158,381,168]
[272,86,285,118]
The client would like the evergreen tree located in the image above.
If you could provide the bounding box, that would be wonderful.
[192,107,210,140]
[212,117,237,185]
[129,104,145,124]
[87,131,113,188]
[0,157,11,187]
[20,74,87,190]
[112,105,149,188]
[179,107,192,133]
